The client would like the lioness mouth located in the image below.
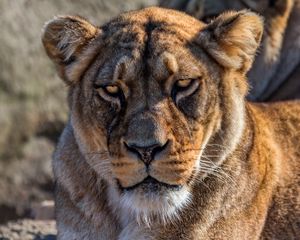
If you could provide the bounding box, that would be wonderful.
[120,176,182,192]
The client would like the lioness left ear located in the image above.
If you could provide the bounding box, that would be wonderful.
[197,10,263,73]
[42,16,101,85]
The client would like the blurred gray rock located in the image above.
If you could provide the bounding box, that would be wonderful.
[30,201,54,220]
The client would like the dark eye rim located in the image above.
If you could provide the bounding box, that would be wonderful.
[93,83,126,103]
[94,83,119,96]
[175,78,195,90]
[171,78,199,102]
[103,86,121,98]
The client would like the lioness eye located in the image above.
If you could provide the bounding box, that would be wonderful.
[94,84,124,105]
[172,78,200,104]
[176,79,193,88]
[104,85,120,96]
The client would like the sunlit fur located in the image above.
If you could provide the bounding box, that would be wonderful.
[107,184,192,227]
[43,7,300,240]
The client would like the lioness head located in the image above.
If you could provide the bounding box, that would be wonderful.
[42,7,263,223]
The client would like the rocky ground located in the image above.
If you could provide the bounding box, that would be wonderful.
[0,201,55,239]
[0,220,56,240]
[0,0,157,235]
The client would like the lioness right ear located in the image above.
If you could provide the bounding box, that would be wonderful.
[197,10,263,73]
[42,16,101,85]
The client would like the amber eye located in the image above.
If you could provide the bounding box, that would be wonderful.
[104,85,120,96]
[175,79,193,88]
[171,78,200,104]
[94,84,125,105]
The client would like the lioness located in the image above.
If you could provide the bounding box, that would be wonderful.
[42,7,300,239]
[160,0,300,101]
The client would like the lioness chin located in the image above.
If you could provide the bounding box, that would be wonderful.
[42,7,300,240]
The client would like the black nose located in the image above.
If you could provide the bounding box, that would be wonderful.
[124,140,169,165]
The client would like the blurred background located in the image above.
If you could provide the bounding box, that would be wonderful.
[1,0,299,238]
[0,0,157,226]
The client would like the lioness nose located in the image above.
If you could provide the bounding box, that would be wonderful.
[124,141,169,166]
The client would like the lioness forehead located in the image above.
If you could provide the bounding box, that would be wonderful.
[110,6,205,35]
[95,7,206,85]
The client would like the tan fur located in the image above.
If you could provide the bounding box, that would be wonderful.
[160,0,300,101]
[42,7,300,239]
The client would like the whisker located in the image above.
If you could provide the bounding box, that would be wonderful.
[199,159,238,187]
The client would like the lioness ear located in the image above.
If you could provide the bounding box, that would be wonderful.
[197,10,263,73]
[42,16,101,84]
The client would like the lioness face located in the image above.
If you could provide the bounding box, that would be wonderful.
[43,7,262,222]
